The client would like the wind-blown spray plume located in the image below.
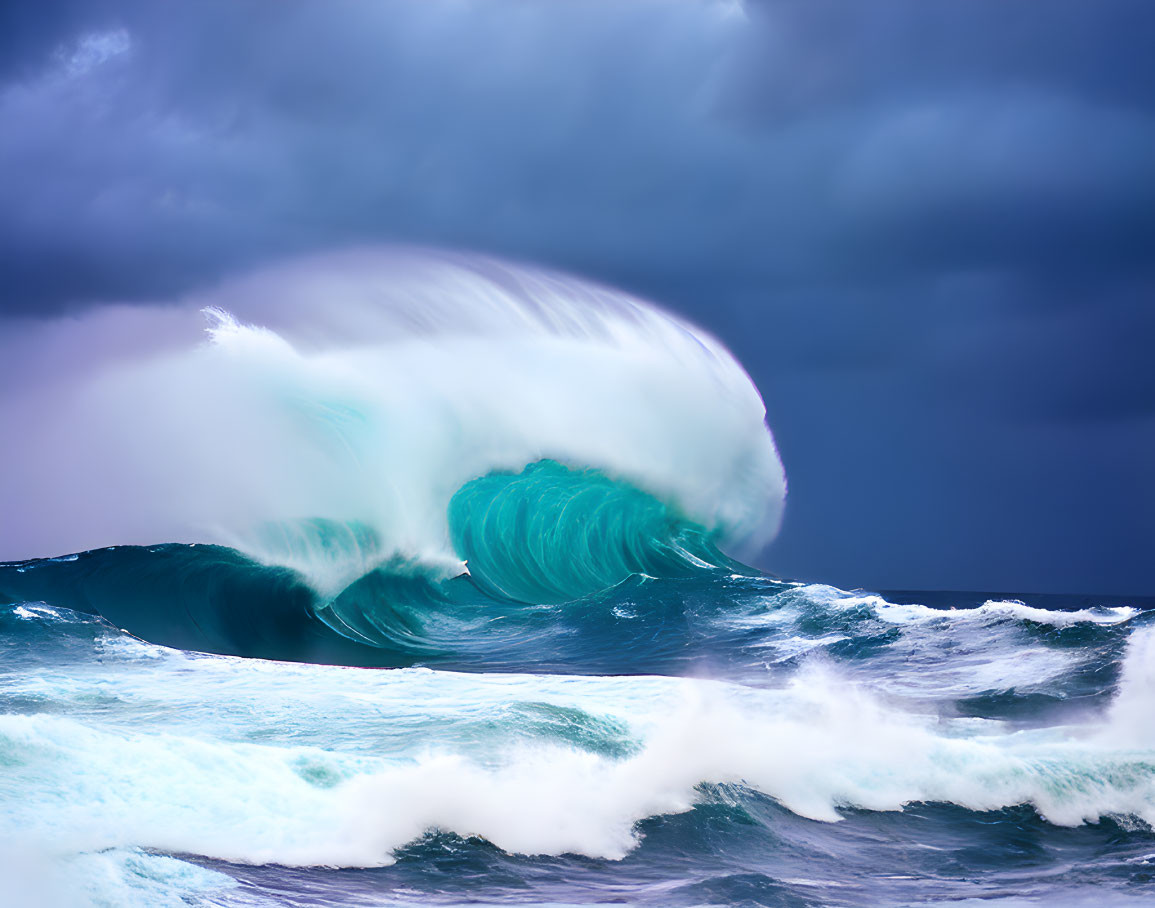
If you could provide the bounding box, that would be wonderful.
[0,248,785,663]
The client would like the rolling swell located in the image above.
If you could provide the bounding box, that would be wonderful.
[0,461,752,667]
[0,545,363,665]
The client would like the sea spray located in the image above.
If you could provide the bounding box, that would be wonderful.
[0,249,784,587]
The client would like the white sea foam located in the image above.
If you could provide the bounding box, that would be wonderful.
[0,249,784,592]
[0,844,235,908]
[799,585,1139,628]
[9,604,64,621]
[2,656,1153,869]
[1100,626,1155,749]
[969,600,1138,627]
[878,646,1079,700]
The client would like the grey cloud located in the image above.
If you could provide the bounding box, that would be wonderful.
[4,0,1152,310]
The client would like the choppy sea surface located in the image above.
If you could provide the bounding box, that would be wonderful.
[2,568,1153,907]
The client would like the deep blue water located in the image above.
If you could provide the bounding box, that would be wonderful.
[1,551,1153,907]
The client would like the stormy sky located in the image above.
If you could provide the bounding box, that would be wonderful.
[2,0,1153,593]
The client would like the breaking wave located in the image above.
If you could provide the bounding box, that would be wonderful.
[0,249,782,663]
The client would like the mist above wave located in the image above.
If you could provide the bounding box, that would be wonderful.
[0,248,785,593]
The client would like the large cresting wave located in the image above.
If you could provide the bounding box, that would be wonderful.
[0,248,784,663]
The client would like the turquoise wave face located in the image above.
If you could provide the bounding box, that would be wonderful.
[448,460,739,604]
[313,460,751,660]
[0,460,751,667]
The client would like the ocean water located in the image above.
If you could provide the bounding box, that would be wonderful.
[1,250,1152,906]
[1,574,1153,907]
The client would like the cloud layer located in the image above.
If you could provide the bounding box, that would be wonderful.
[2,0,1153,592]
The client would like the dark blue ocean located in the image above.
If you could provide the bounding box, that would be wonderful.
[2,546,1153,907]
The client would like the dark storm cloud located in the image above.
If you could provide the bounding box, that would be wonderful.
[6,0,1149,309]
[1,0,1152,591]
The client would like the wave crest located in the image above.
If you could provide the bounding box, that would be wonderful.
[0,248,785,597]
